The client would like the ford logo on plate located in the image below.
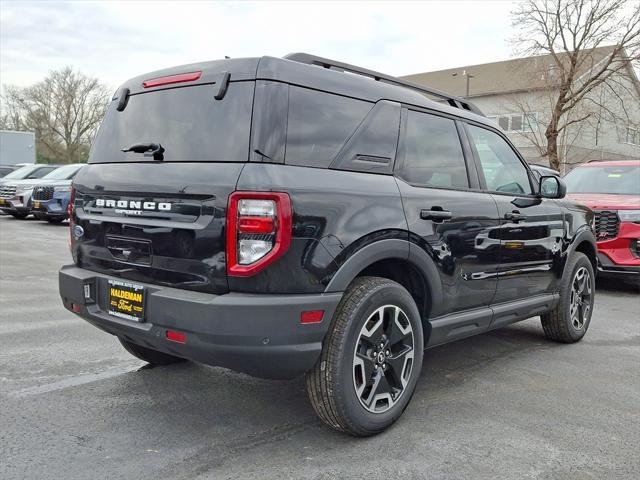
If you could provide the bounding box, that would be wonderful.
[73,225,84,239]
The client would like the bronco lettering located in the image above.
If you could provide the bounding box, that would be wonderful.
[95,198,172,211]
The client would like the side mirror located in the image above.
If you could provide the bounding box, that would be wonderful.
[539,175,566,199]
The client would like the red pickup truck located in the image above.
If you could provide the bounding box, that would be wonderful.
[564,160,640,279]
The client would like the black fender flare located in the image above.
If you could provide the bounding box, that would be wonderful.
[565,227,597,272]
[324,238,443,313]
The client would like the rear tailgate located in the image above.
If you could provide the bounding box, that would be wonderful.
[72,64,258,294]
[73,162,243,294]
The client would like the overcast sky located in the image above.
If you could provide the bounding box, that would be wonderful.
[1,0,520,91]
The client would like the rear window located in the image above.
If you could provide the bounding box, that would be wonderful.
[285,87,372,168]
[90,82,254,163]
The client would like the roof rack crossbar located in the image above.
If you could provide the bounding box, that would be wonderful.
[284,53,484,116]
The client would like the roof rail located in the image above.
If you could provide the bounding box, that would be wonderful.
[283,52,484,116]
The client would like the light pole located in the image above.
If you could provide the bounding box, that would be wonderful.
[452,70,474,98]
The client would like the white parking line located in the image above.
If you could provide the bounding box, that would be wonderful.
[0,318,78,335]
[8,363,142,398]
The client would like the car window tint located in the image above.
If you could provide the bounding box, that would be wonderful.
[90,83,253,163]
[398,110,468,188]
[467,125,532,195]
[286,86,372,168]
[30,167,56,178]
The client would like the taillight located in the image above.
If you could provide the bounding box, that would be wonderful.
[226,192,292,277]
[68,186,76,252]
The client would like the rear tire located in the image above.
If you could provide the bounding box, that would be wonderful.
[306,276,424,436]
[541,252,595,343]
[118,338,187,365]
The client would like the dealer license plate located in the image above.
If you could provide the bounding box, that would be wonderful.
[108,279,145,322]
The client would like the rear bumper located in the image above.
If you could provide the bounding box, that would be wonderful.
[59,265,342,379]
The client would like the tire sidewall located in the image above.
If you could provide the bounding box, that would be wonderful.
[334,281,424,433]
[561,254,595,340]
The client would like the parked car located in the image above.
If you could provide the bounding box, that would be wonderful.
[59,54,596,436]
[31,164,85,223]
[530,163,560,178]
[0,165,20,178]
[0,163,58,183]
[564,160,640,278]
[0,164,77,219]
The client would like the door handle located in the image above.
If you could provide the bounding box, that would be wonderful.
[420,209,452,222]
[504,211,527,223]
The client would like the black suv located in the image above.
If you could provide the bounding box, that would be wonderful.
[59,54,597,436]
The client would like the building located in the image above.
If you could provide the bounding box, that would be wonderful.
[0,130,36,165]
[402,46,640,173]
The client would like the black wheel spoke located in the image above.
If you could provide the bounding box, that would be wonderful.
[385,349,411,388]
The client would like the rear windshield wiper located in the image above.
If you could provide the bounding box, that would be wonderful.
[122,143,165,161]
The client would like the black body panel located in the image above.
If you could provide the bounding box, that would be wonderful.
[72,162,244,295]
[233,163,408,293]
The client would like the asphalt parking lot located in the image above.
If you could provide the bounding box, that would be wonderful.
[1,215,639,480]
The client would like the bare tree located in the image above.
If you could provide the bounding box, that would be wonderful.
[1,67,110,163]
[511,0,640,170]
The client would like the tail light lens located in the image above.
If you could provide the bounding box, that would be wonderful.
[68,186,76,253]
[226,192,292,276]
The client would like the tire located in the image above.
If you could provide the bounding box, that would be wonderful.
[306,276,424,436]
[541,252,595,343]
[33,212,48,221]
[46,217,65,224]
[118,337,187,365]
[10,212,28,219]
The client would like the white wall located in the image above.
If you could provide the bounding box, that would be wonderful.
[0,130,36,165]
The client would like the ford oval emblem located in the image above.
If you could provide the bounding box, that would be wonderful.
[73,225,84,239]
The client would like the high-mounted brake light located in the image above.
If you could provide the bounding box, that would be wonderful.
[142,71,202,89]
[226,192,292,277]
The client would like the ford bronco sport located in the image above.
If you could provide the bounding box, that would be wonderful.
[59,54,597,436]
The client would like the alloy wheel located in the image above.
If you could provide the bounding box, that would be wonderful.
[352,305,415,413]
[569,266,592,330]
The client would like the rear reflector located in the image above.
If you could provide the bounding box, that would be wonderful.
[166,329,186,344]
[301,310,324,324]
[143,71,202,88]
[71,303,81,313]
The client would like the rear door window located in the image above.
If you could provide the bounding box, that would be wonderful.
[396,110,469,189]
[90,82,254,163]
[285,86,372,168]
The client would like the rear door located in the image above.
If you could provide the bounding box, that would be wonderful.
[464,123,556,302]
[395,108,500,317]
[72,78,256,295]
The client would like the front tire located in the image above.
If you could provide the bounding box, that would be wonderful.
[541,252,595,343]
[306,277,424,436]
[118,338,187,365]
[10,212,28,219]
